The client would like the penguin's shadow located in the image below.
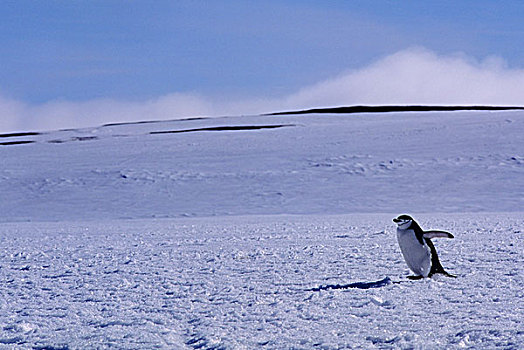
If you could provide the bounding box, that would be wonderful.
[308,273,457,291]
[308,277,393,291]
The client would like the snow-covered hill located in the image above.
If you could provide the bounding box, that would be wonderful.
[0,110,523,348]
[1,110,523,222]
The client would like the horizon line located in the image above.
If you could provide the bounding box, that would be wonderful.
[265,105,524,116]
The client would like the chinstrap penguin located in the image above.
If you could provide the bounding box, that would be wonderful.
[393,214,455,279]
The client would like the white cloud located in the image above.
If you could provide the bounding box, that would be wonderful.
[282,47,524,109]
[0,93,216,133]
[1,48,524,133]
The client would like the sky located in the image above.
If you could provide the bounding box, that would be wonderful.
[1,1,524,132]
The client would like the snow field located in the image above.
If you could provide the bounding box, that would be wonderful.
[0,214,522,349]
[1,110,523,348]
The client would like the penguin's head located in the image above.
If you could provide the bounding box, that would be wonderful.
[393,214,413,229]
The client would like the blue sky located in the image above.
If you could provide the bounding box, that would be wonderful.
[1,1,524,131]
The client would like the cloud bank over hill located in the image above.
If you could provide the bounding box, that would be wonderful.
[1,48,524,133]
[284,48,524,108]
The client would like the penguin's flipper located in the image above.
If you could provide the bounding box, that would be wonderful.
[423,230,454,239]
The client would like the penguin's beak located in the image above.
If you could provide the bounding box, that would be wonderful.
[393,218,400,223]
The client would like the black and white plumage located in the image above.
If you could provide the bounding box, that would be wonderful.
[393,214,455,279]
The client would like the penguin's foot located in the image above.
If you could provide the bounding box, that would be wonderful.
[407,275,424,280]
[430,270,457,278]
[442,271,457,278]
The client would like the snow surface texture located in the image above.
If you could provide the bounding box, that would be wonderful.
[0,111,523,348]
[0,215,522,349]
[1,111,523,221]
